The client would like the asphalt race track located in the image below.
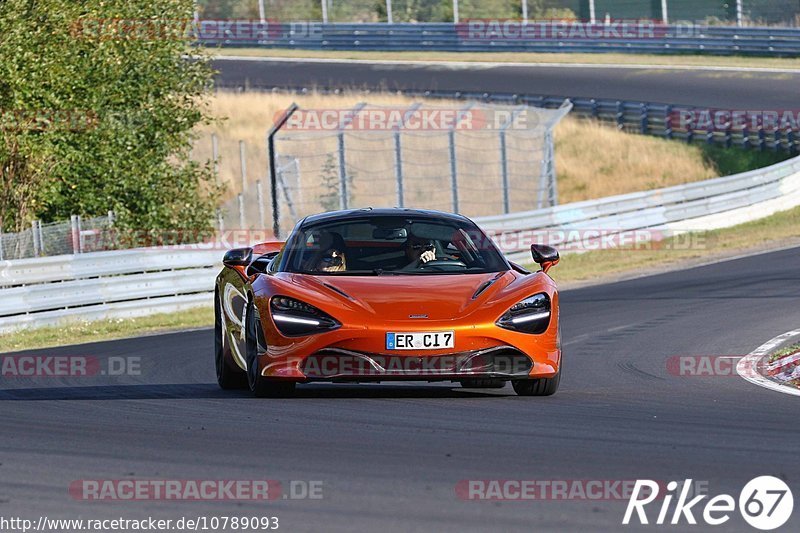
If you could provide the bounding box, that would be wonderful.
[212,57,800,109]
[3,245,800,531]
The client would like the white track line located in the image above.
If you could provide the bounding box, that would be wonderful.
[737,329,800,397]
[214,54,800,74]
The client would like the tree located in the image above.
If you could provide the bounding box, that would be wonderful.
[0,0,219,237]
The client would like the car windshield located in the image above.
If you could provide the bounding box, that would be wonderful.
[280,215,508,275]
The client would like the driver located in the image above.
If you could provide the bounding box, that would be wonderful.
[402,236,436,269]
[313,232,348,273]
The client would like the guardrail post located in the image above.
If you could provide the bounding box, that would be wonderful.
[639,104,648,135]
[742,126,751,150]
[788,130,796,155]
[758,127,766,151]
[772,129,781,152]
[615,101,624,129]
[591,99,598,119]
[706,125,714,145]
[665,105,673,139]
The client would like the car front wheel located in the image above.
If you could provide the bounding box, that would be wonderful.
[245,299,296,398]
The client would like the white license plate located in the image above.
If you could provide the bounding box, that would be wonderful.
[386,332,455,350]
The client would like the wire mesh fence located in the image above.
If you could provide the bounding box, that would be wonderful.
[196,1,800,27]
[0,214,115,261]
[203,100,571,238]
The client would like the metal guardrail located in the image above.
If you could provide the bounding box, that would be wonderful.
[0,249,221,332]
[2,154,799,332]
[199,23,800,56]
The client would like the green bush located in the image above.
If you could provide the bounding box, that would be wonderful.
[0,0,219,236]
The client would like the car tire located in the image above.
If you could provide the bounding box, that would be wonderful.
[512,363,561,397]
[245,299,296,398]
[215,290,247,390]
[459,378,506,389]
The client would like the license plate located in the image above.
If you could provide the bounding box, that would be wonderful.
[386,332,455,351]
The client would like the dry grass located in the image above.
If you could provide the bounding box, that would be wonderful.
[196,91,721,219]
[554,118,717,202]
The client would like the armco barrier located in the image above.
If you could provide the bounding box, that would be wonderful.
[198,22,800,57]
[1,155,799,332]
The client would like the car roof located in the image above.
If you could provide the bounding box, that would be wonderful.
[300,208,472,228]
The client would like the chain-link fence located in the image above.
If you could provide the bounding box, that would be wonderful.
[0,214,115,260]
[201,100,571,238]
[197,1,800,27]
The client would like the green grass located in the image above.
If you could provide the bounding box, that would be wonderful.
[769,342,800,364]
[211,48,800,70]
[0,307,214,353]
[700,145,792,177]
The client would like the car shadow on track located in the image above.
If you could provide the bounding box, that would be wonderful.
[0,383,510,400]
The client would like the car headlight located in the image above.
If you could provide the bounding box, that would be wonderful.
[496,293,551,334]
[270,296,340,337]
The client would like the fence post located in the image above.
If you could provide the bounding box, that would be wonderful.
[394,131,405,207]
[32,220,41,257]
[238,193,246,229]
[448,102,474,214]
[337,132,349,210]
[0,228,4,261]
[239,140,248,193]
[211,133,220,185]
[449,130,459,213]
[546,131,558,207]
[70,215,80,254]
[499,130,510,214]
[498,106,527,215]
[256,179,266,230]
[268,103,299,239]
[76,215,83,253]
[336,103,367,212]
[36,220,44,256]
[217,209,225,233]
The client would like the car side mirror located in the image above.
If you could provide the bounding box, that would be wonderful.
[531,244,560,274]
[246,251,279,277]
[222,247,253,268]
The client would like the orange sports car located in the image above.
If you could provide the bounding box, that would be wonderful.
[214,208,561,397]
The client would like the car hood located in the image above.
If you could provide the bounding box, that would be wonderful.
[292,272,516,321]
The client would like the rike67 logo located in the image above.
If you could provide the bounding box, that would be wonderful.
[624,476,793,530]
